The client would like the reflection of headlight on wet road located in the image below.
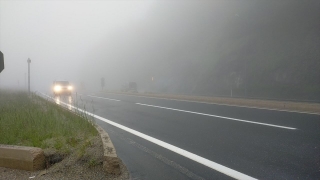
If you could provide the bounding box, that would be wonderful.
[55,97,60,105]
[68,97,72,110]
[54,85,61,91]
[68,86,73,90]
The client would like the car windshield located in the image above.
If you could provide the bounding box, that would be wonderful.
[55,81,69,86]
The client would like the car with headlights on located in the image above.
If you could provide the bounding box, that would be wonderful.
[53,81,73,96]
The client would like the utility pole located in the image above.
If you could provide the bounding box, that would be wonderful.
[245,59,247,98]
[101,77,105,91]
[25,73,26,90]
[231,85,233,97]
[229,72,235,97]
[151,76,154,92]
[27,58,31,93]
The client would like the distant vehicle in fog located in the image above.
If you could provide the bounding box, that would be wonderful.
[121,82,137,93]
[53,81,73,96]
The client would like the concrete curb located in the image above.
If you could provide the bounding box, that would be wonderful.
[95,125,121,175]
[36,92,122,175]
[0,144,45,171]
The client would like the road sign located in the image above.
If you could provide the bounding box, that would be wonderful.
[101,77,105,90]
[0,51,4,73]
[27,58,31,93]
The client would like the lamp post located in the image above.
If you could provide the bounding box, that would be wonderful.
[151,76,154,92]
[229,72,236,97]
[101,77,105,91]
[25,73,26,90]
[245,59,247,98]
[27,58,31,93]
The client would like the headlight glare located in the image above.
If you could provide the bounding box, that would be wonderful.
[54,85,61,91]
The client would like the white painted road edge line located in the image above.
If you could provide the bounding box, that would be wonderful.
[87,95,121,102]
[136,103,297,130]
[39,92,257,180]
[105,92,319,115]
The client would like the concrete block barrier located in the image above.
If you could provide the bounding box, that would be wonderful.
[0,145,45,171]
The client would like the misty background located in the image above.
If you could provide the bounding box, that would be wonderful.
[1,1,319,101]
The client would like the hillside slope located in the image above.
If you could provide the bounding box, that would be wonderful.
[155,1,320,101]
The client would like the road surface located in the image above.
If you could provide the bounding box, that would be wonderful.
[45,92,320,180]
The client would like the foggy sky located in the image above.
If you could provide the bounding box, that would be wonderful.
[0,0,253,92]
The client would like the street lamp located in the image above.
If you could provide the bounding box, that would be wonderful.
[229,72,236,97]
[27,58,31,93]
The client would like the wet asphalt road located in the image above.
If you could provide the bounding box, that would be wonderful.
[52,92,320,180]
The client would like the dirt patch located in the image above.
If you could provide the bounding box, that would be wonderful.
[0,136,130,180]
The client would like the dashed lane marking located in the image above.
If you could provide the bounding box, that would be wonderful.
[136,103,297,130]
[87,95,121,102]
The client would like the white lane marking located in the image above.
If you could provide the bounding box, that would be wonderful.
[87,95,121,102]
[105,92,319,115]
[78,94,297,129]
[107,128,205,180]
[136,103,297,130]
[39,92,257,180]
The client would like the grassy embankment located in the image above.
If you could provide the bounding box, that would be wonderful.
[0,90,98,156]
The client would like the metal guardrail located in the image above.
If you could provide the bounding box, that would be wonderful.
[109,90,320,104]
[196,94,320,104]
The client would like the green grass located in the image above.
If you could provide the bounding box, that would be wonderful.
[88,158,98,168]
[0,90,98,151]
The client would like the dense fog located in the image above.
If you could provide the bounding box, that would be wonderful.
[1,1,319,100]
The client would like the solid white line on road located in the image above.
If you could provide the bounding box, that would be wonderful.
[136,103,297,130]
[107,128,205,180]
[39,92,257,180]
[87,95,121,102]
